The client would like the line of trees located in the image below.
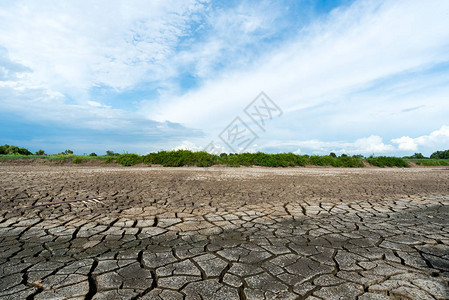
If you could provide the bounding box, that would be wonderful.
[0,144,124,157]
[429,150,449,159]
[404,151,449,159]
[0,144,33,155]
[1,144,449,163]
[114,151,411,168]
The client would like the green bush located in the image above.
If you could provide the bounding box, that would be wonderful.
[366,156,409,168]
[53,157,68,164]
[3,146,442,169]
[104,157,116,164]
[143,150,217,167]
[410,159,449,166]
[117,154,142,166]
[309,155,336,166]
[193,151,218,167]
[72,157,84,164]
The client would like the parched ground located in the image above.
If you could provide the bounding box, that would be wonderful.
[0,165,448,300]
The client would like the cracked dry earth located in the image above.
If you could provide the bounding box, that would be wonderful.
[0,166,449,300]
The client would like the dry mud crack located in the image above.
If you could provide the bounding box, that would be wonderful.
[0,166,448,299]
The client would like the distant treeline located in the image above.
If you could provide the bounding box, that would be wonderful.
[1,144,449,167]
[116,151,411,168]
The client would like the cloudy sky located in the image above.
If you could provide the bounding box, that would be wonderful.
[1,0,448,156]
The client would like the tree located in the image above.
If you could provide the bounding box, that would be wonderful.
[0,144,8,154]
[411,153,425,159]
[6,146,19,154]
[0,144,32,155]
[59,149,74,155]
[89,153,97,156]
[18,148,32,155]
[106,150,119,156]
[36,149,45,155]
[430,150,449,159]
[329,152,337,158]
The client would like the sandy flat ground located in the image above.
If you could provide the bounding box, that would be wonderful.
[0,165,448,299]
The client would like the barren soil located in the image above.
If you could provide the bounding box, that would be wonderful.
[0,165,448,299]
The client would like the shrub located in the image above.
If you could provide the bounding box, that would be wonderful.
[338,156,364,167]
[72,157,84,164]
[117,154,142,166]
[143,150,216,167]
[193,151,218,167]
[53,157,68,164]
[309,155,337,166]
[36,149,45,155]
[89,153,97,156]
[366,156,409,168]
[104,157,116,164]
[412,159,449,166]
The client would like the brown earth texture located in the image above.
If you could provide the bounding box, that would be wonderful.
[0,165,448,300]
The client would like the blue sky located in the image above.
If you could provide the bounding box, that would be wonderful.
[1,0,448,156]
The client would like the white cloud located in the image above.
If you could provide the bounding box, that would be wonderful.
[1,0,448,154]
[391,136,418,152]
[146,0,449,136]
[392,125,449,152]
[0,0,208,141]
[0,0,207,97]
[172,141,202,151]
[87,100,110,108]
[288,135,394,155]
[172,141,229,154]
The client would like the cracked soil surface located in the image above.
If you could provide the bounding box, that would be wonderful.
[0,165,448,299]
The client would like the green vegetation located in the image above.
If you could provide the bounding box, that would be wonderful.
[430,150,449,159]
[0,144,32,155]
[401,149,449,166]
[3,144,449,168]
[142,151,370,168]
[72,157,84,164]
[406,159,449,166]
[366,156,409,168]
[116,154,142,166]
[59,149,74,155]
[106,150,120,156]
[143,150,218,167]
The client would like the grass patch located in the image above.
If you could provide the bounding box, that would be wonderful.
[0,154,116,164]
[406,159,449,166]
[0,154,37,160]
[72,157,84,164]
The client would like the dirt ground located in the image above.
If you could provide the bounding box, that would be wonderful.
[0,165,448,299]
